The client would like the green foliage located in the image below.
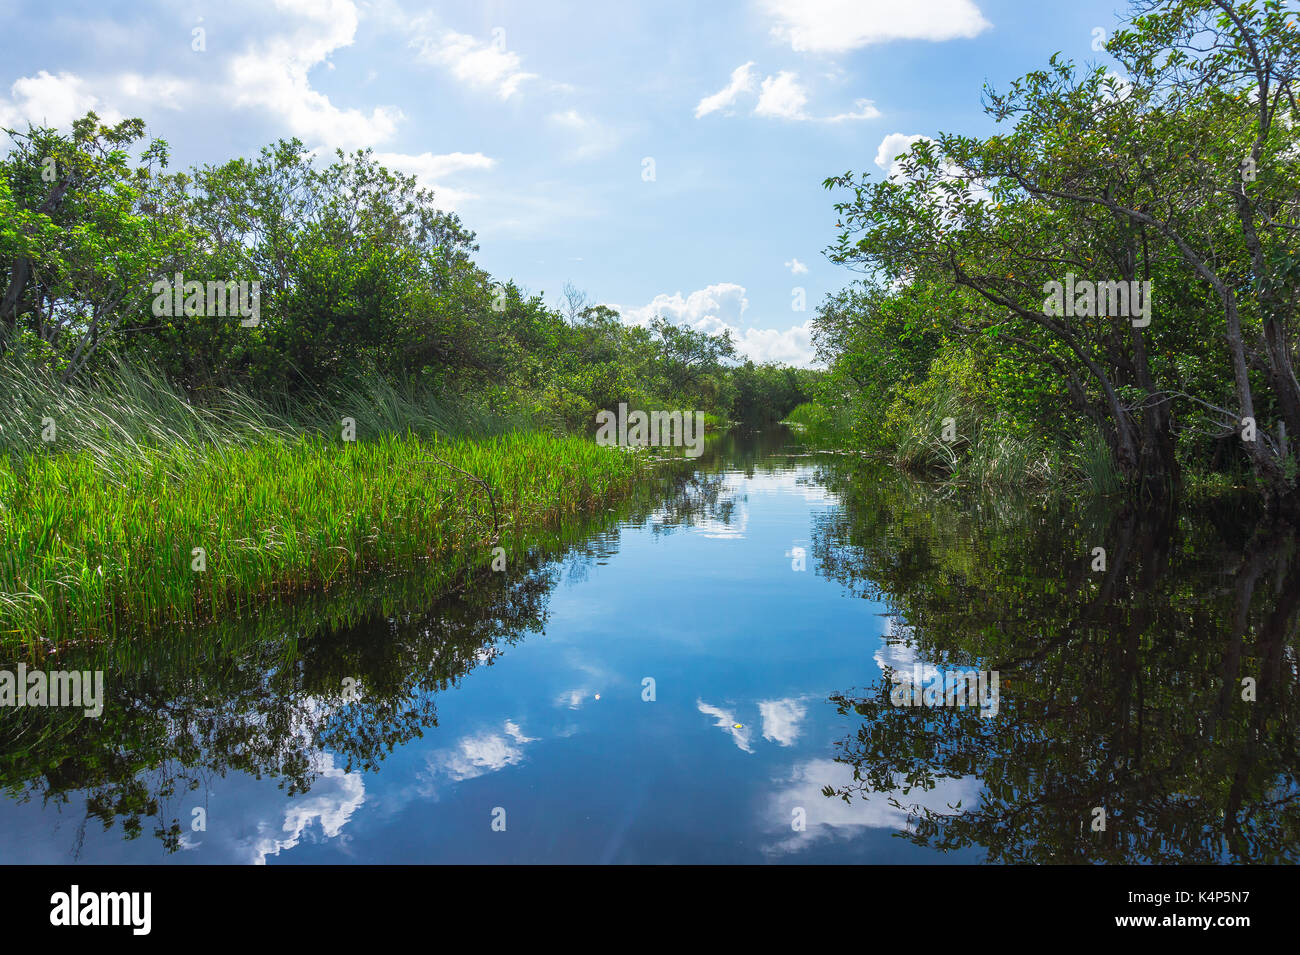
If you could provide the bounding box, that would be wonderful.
[813,0,1300,501]
[729,360,819,425]
[0,119,777,428]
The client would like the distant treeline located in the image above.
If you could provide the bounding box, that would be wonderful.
[0,116,816,431]
[809,0,1300,506]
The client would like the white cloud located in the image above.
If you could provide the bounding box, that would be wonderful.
[824,98,881,122]
[372,150,494,208]
[785,257,808,275]
[874,636,942,687]
[0,68,201,136]
[739,470,840,505]
[690,502,750,539]
[874,131,991,208]
[760,0,991,53]
[750,72,878,122]
[374,150,494,179]
[111,73,192,112]
[698,700,755,753]
[875,132,931,177]
[761,758,982,857]
[732,321,817,366]
[755,71,809,119]
[695,61,757,118]
[551,109,587,128]
[609,284,819,367]
[610,282,750,330]
[412,24,537,99]
[426,720,539,783]
[759,698,808,746]
[227,0,402,151]
[1100,69,1132,103]
[0,70,119,129]
[249,755,366,865]
[1,4,404,155]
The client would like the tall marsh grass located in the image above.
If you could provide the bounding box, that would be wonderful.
[0,358,649,646]
[783,401,855,446]
[792,378,1116,491]
[1070,424,1124,496]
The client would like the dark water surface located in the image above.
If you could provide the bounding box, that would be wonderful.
[1,428,1297,863]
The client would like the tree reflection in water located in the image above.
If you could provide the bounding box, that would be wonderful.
[814,467,1300,863]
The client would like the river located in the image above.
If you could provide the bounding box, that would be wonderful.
[1,427,1296,863]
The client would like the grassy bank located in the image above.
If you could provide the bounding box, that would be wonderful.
[784,395,1123,495]
[0,361,652,647]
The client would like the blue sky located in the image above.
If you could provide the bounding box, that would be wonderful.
[0,0,1130,366]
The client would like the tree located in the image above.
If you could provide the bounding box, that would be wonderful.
[0,113,187,380]
[820,0,1300,504]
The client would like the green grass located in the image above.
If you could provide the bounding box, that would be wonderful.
[0,359,651,647]
[788,392,1108,491]
[1069,424,1123,496]
[782,401,854,446]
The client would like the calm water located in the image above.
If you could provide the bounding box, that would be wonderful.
[1,428,1297,863]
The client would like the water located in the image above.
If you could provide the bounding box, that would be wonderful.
[1,428,1296,863]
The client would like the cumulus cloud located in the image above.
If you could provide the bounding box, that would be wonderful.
[0,70,117,130]
[1100,68,1133,103]
[425,720,539,784]
[0,3,404,154]
[0,67,202,137]
[741,470,840,505]
[874,634,942,687]
[732,321,817,366]
[371,150,494,208]
[759,0,991,53]
[609,284,818,367]
[249,755,366,865]
[411,24,537,99]
[785,257,808,275]
[610,282,750,330]
[759,698,808,746]
[875,132,932,177]
[690,503,750,539]
[373,150,494,179]
[0,68,194,132]
[228,0,403,151]
[556,688,597,709]
[112,72,192,112]
[755,71,809,119]
[874,131,991,207]
[695,61,757,118]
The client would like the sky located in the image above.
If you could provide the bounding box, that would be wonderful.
[0,0,1133,367]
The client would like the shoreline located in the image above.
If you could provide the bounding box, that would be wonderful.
[1,429,659,649]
